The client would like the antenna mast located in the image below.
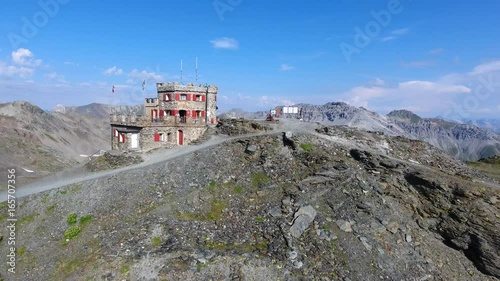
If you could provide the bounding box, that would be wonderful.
[196,57,198,83]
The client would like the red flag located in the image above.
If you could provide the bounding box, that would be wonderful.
[112,85,115,94]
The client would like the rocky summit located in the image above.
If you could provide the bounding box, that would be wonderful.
[1,119,499,281]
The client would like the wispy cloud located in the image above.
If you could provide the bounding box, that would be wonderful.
[64,61,79,66]
[401,60,435,68]
[380,28,409,42]
[103,66,123,76]
[280,64,295,71]
[391,28,409,35]
[0,63,34,78]
[45,72,66,83]
[128,69,163,82]
[380,36,396,42]
[210,37,239,49]
[468,60,500,75]
[428,48,445,55]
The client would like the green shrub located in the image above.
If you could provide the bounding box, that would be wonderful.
[66,213,77,225]
[300,143,314,152]
[64,226,81,240]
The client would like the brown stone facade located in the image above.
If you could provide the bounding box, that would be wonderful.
[110,82,217,152]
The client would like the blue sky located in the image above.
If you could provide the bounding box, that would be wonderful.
[0,0,499,119]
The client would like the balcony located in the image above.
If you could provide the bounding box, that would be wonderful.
[110,114,206,127]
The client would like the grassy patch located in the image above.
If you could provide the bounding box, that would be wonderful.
[46,205,56,212]
[17,246,26,256]
[64,226,81,240]
[79,215,92,225]
[255,217,265,223]
[234,185,244,194]
[66,213,77,225]
[177,199,226,221]
[300,143,314,152]
[120,264,130,275]
[251,172,270,188]
[59,190,67,195]
[152,236,162,247]
[467,160,500,181]
[19,213,38,225]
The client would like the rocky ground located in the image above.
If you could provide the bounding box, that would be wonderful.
[84,151,144,172]
[0,120,499,281]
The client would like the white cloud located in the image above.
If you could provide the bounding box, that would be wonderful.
[0,62,34,78]
[103,66,123,76]
[468,60,500,76]
[391,28,409,35]
[128,69,163,82]
[344,80,471,112]
[11,48,42,67]
[210,37,239,49]
[398,81,471,93]
[280,64,295,71]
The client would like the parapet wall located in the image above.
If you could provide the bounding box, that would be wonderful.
[156,82,218,94]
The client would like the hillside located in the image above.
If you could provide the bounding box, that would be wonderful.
[0,101,148,189]
[0,120,498,280]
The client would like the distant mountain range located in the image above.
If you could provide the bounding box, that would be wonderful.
[221,103,500,161]
[297,102,500,161]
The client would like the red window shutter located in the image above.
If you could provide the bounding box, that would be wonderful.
[192,110,197,117]
[175,93,180,101]
[160,110,164,117]
[202,95,206,102]
[187,94,191,101]
[154,133,160,142]
[201,111,205,117]
[163,94,167,101]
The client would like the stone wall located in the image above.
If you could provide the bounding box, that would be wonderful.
[112,125,207,152]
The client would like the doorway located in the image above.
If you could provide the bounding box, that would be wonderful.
[178,130,184,145]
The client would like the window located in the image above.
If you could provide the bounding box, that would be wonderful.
[118,133,126,143]
[196,95,201,101]
[180,94,187,101]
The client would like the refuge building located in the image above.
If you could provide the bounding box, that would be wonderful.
[110,82,217,152]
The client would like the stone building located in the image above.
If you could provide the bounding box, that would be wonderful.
[110,82,217,152]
